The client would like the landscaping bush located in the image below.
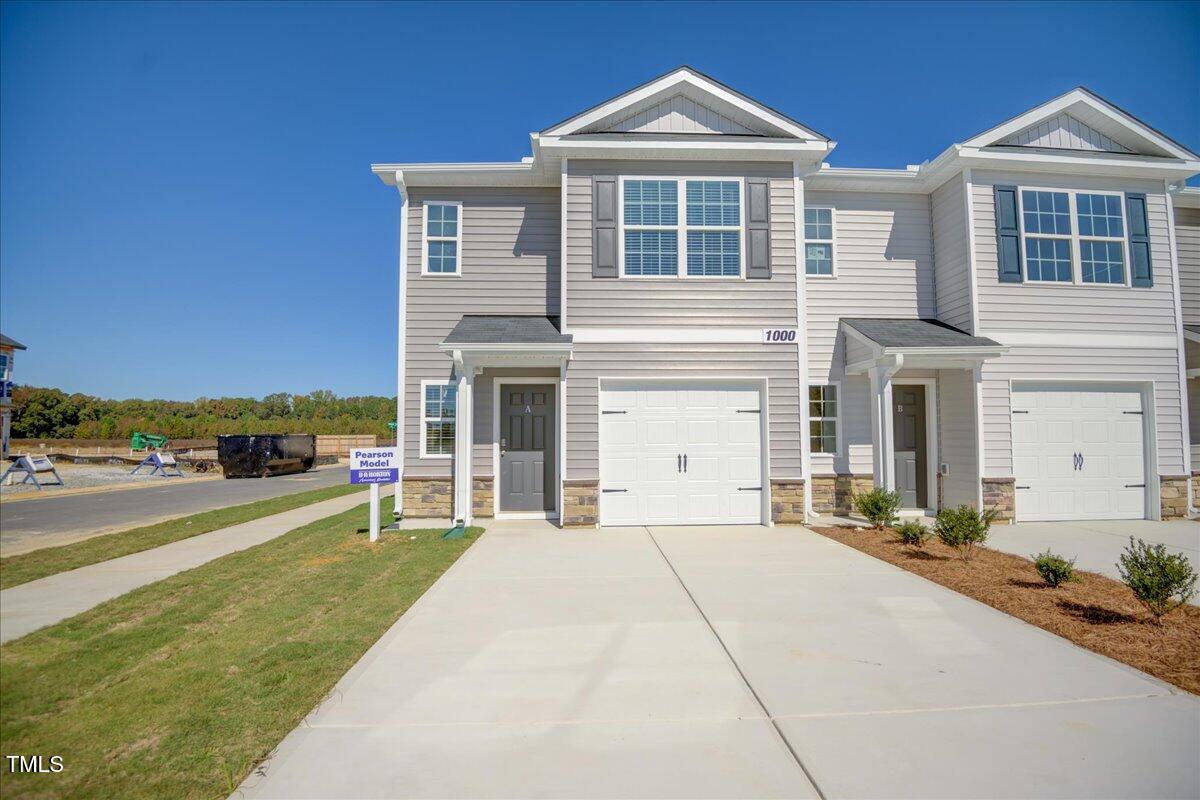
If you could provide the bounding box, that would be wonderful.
[895,520,932,548]
[1032,549,1076,587]
[933,504,996,561]
[852,488,902,528]
[1117,537,1198,620]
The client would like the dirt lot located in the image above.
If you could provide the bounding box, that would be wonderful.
[10,438,217,456]
[1,462,215,496]
[812,524,1200,695]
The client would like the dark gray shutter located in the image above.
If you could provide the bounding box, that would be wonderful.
[745,177,771,279]
[1125,192,1152,288]
[993,185,1023,283]
[592,175,618,278]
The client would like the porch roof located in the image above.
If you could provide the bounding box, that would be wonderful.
[841,318,1002,350]
[442,315,572,346]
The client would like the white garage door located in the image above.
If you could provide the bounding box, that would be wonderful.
[599,382,765,526]
[1012,384,1146,521]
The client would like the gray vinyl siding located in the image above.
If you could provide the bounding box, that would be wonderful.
[564,160,797,328]
[980,347,1185,478]
[1189,377,1200,467]
[1177,207,1200,327]
[936,368,979,507]
[971,171,1177,336]
[805,190,935,476]
[403,188,560,476]
[931,176,973,332]
[970,171,1185,481]
[564,344,801,480]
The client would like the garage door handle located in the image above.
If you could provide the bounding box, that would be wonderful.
[677,454,682,473]
[683,454,687,472]
[602,488,628,493]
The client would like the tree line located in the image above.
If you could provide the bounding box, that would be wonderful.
[9,386,396,440]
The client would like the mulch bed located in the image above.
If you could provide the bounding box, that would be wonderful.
[811,525,1200,695]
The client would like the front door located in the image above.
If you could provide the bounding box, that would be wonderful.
[892,385,927,508]
[500,384,555,512]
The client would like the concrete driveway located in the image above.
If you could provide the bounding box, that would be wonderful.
[237,521,1199,800]
[988,519,1199,587]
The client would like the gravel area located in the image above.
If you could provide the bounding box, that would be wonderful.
[1,463,212,496]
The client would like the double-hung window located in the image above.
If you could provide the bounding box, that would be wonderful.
[621,178,743,278]
[422,201,462,275]
[809,384,839,454]
[1017,188,1128,286]
[421,382,457,457]
[804,208,835,276]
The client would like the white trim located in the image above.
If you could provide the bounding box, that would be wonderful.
[979,330,1178,349]
[1007,379,1159,522]
[492,377,562,519]
[794,163,813,518]
[394,172,409,516]
[893,377,939,512]
[558,358,567,524]
[617,176,746,280]
[572,327,767,344]
[808,381,843,459]
[419,379,456,460]
[420,200,464,277]
[596,376,772,526]
[802,206,837,278]
[974,365,986,511]
[1163,179,1193,512]
[1015,186,1133,287]
[963,169,981,334]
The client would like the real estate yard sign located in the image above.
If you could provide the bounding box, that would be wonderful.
[350,447,399,541]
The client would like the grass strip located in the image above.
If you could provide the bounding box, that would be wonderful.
[812,525,1200,694]
[1,494,481,800]
[0,483,365,590]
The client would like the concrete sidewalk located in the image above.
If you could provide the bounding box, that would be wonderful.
[237,522,1198,800]
[0,486,385,643]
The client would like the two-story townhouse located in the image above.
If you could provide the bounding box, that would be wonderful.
[373,67,1200,529]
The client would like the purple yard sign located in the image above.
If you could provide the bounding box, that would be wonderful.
[349,447,400,484]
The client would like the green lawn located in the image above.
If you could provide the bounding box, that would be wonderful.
[0,495,481,799]
[0,483,365,590]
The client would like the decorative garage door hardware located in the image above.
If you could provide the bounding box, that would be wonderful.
[676,454,688,472]
[1073,452,1084,471]
[738,486,762,491]
[601,410,627,414]
[602,488,628,493]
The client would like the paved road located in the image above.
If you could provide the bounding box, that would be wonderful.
[239,521,1198,799]
[0,465,349,555]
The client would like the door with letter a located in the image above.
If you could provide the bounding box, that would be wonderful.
[500,384,555,513]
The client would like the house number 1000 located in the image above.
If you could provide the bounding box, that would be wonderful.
[762,328,798,344]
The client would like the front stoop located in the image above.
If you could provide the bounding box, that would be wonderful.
[562,480,598,527]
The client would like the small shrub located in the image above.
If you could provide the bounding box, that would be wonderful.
[1032,549,1076,587]
[895,520,932,548]
[852,488,902,528]
[1117,537,1197,620]
[933,505,997,561]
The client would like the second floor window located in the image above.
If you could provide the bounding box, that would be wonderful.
[423,202,461,275]
[621,178,742,278]
[804,208,835,276]
[1019,189,1128,285]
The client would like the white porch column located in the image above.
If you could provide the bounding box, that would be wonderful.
[394,171,409,517]
[453,360,475,526]
[869,356,903,491]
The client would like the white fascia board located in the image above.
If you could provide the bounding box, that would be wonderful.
[436,342,573,354]
[371,161,553,187]
[542,68,825,141]
[880,345,1008,359]
[1173,186,1200,209]
[961,89,1197,162]
[958,147,1200,181]
[571,327,768,344]
[538,135,831,163]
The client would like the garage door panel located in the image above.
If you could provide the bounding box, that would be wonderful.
[605,420,637,446]
[645,493,681,523]
[728,456,760,482]
[686,419,719,446]
[645,420,679,446]
[1012,385,1146,522]
[727,419,760,445]
[687,455,720,481]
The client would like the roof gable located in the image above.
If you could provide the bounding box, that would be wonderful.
[541,66,827,141]
[964,88,1198,161]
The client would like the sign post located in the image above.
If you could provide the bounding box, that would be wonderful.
[349,447,400,542]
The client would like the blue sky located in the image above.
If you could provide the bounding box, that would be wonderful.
[2,1,1197,400]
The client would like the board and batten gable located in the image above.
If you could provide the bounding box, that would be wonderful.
[1176,206,1200,326]
[403,187,561,476]
[931,176,973,333]
[969,171,1185,480]
[804,190,935,476]
[564,160,797,327]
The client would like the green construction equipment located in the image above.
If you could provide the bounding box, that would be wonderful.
[131,432,169,451]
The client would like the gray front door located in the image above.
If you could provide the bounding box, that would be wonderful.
[892,385,927,508]
[500,384,555,512]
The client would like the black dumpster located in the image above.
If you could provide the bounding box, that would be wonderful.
[217,434,316,478]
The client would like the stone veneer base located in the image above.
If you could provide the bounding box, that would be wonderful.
[562,480,598,527]
[401,477,452,518]
[981,477,1015,523]
[809,474,874,515]
[770,480,806,524]
[1160,475,1188,520]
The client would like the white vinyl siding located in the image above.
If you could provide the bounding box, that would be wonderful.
[931,177,972,332]
[404,188,560,476]
[1175,206,1200,327]
[565,160,796,328]
[936,368,980,508]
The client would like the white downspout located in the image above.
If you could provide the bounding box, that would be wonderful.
[394,171,409,517]
[793,161,814,520]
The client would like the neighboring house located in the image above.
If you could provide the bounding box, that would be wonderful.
[372,67,1200,528]
[0,333,27,460]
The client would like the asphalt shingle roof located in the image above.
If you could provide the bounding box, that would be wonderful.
[841,318,1002,349]
[0,334,27,350]
[443,315,572,345]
